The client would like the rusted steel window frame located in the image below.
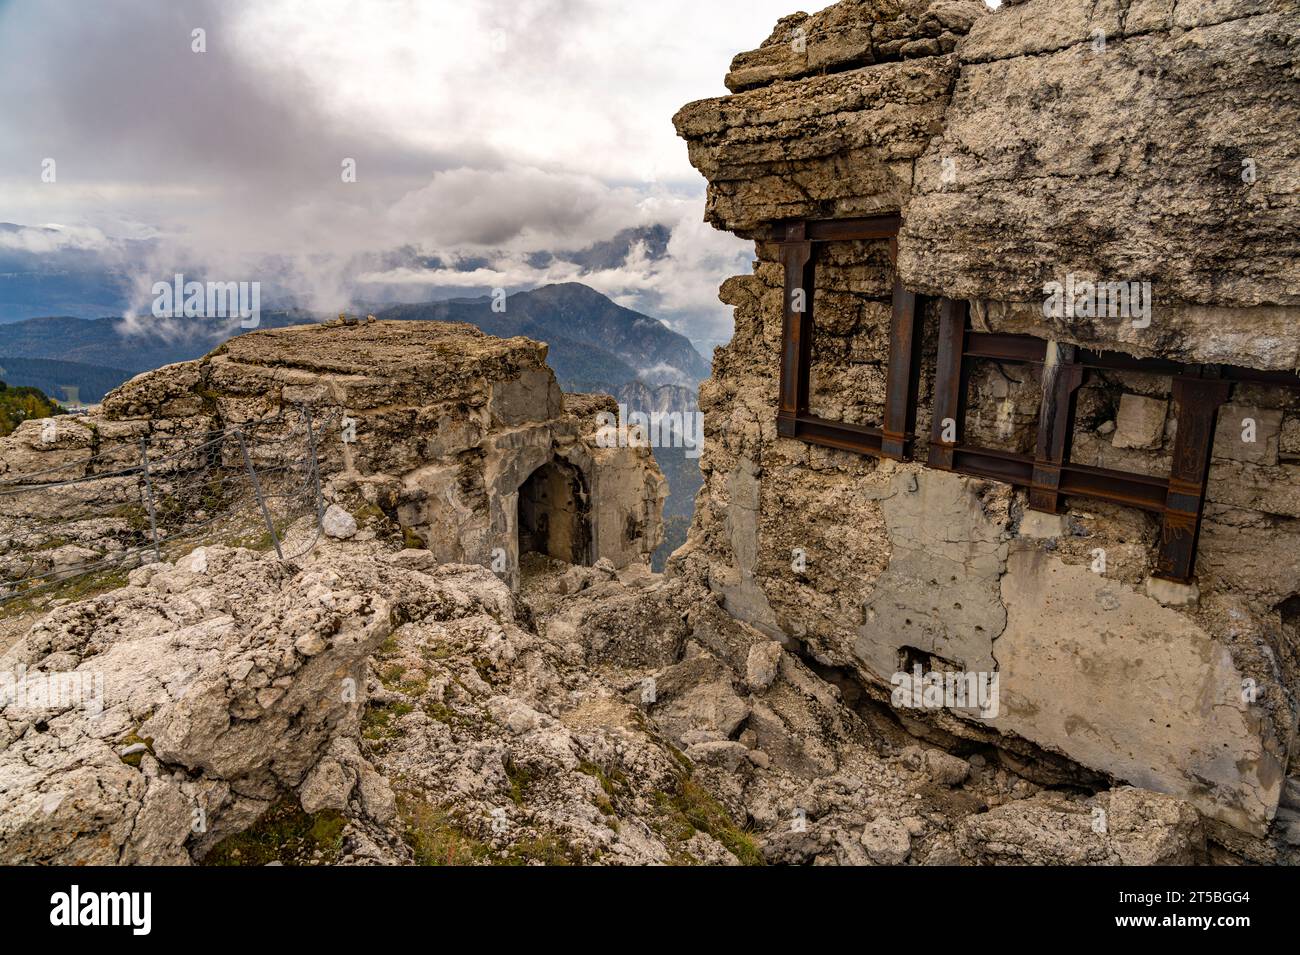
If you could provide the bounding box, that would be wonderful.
[774,214,912,458]
[772,214,1300,584]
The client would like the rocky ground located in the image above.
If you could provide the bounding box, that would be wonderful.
[0,521,1253,866]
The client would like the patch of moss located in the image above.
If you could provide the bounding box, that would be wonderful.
[503,757,536,807]
[501,834,579,867]
[353,502,387,524]
[421,643,459,662]
[472,657,499,686]
[202,799,346,866]
[392,676,429,696]
[108,502,152,535]
[1,566,132,619]
[423,700,476,729]
[361,700,413,741]
[650,775,764,866]
[673,777,765,866]
[576,760,622,818]
[399,797,491,866]
[116,730,155,768]
[31,536,72,552]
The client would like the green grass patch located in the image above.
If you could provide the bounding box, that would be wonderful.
[202,799,346,866]
[361,700,414,741]
[399,797,491,866]
[651,775,765,866]
[1,566,132,619]
[503,757,536,806]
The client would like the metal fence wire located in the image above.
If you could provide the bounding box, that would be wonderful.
[0,405,337,606]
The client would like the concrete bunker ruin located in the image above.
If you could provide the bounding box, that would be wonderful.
[517,457,592,566]
[673,0,1300,839]
[0,319,666,594]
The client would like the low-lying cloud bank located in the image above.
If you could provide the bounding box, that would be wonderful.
[0,0,800,346]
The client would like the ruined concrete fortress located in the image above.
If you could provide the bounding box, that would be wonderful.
[1,0,1299,867]
[673,0,1299,842]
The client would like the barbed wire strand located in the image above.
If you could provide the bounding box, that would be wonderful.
[0,404,342,606]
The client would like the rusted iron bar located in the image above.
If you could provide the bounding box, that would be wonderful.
[776,222,814,438]
[1154,375,1231,583]
[770,214,902,244]
[928,298,968,470]
[963,333,1300,390]
[965,333,1047,364]
[783,414,885,456]
[948,444,1170,512]
[881,279,924,460]
[1029,342,1085,513]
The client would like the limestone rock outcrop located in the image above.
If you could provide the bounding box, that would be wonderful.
[0,546,397,864]
[3,534,1207,866]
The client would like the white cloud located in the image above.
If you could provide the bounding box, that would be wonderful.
[0,0,828,340]
[0,224,115,254]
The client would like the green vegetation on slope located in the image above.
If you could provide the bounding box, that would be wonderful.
[0,380,63,437]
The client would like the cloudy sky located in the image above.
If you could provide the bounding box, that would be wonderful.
[0,0,855,350]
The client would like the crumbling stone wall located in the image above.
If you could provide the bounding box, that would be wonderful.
[674,0,1299,838]
[0,320,666,591]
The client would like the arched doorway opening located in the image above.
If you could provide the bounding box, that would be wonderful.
[518,458,592,566]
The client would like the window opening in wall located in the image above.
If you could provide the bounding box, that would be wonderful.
[773,215,1300,584]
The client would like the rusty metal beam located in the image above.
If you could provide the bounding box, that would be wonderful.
[962,334,1300,390]
[965,333,1047,364]
[771,214,902,244]
[776,224,814,438]
[1029,342,1084,513]
[1154,375,1231,583]
[928,298,967,470]
[947,444,1170,512]
[784,414,885,456]
[881,279,923,460]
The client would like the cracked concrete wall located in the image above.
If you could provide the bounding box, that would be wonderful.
[860,469,1006,677]
[674,0,1299,836]
[992,545,1287,835]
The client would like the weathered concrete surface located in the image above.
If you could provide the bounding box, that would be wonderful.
[859,469,1007,677]
[992,545,1287,835]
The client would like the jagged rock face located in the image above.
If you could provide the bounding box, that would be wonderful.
[679,0,1300,367]
[899,0,1300,369]
[0,320,666,590]
[674,0,1300,837]
[954,786,1207,866]
[723,0,987,93]
[675,55,960,234]
[0,546,397,864]
[0,537,1218,865]
[674,0,987,236]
